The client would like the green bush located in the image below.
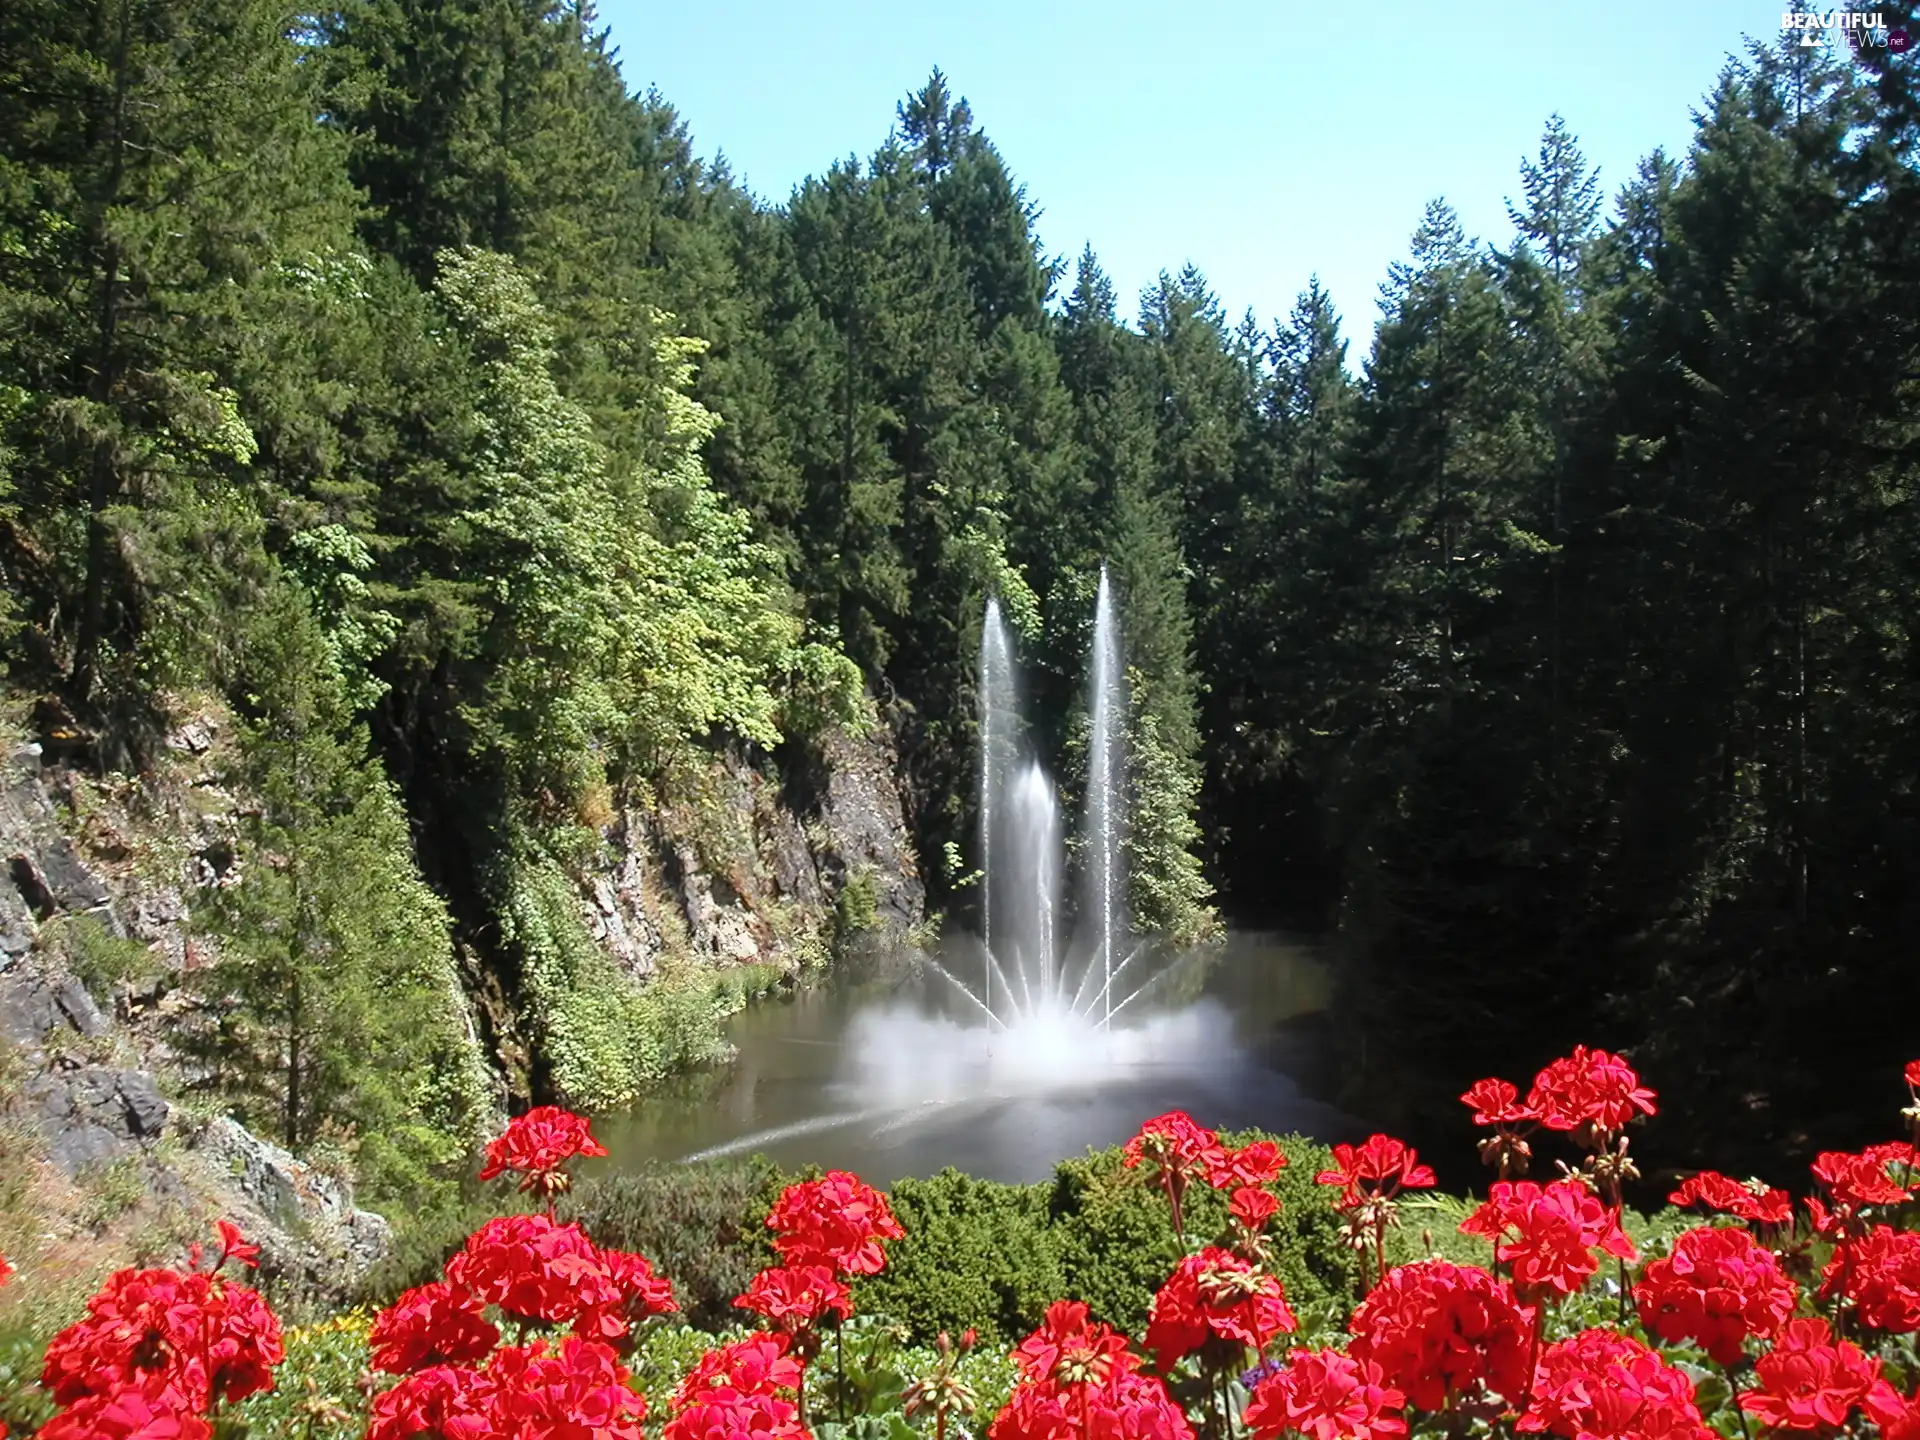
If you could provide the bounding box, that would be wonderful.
[561,1158,788,1331]
[852,1168,1066,1345]
[1045,1131,1357,1339]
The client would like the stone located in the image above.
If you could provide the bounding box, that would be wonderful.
[26,1066,169,1174]
[0,968,109,1047]
[188,1118,390,1274]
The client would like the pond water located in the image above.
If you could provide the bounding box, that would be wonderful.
[598,932,1359,1187]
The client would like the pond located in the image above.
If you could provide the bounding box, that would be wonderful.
[597,931,1359,1187]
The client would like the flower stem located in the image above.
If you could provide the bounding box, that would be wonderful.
[1724,1363,1753,1440]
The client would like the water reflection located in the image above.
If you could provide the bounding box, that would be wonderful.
[598,932,1355,1187]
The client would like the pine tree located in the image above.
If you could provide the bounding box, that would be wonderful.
[0,0,362,705]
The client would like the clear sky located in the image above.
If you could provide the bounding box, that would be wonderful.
[594,2,1795,350]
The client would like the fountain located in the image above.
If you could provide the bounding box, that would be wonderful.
[958,570,1140,1033]
[621,565,1351,1183]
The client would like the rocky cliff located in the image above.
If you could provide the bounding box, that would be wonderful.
[0,702,924,1310]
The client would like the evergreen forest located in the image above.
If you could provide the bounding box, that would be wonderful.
[2,0,1918,1203]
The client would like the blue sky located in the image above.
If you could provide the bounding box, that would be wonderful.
[594,2,1793,350]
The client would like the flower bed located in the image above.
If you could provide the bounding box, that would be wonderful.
[2,1055,1918,1440]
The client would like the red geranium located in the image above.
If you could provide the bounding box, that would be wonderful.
[1821,1225,1920,1335]
[765,1170,905,1276]
[1314,1136,1436,1210]
[575,1248,680,1347]
[1346,1259,1530,1411]
[1518,1329,1712,1440]
[444,1213,621,1325]
[675,1333,806,1409]
[1667,1172,1792,1226]
[1526,1047,1658,1134]
[1243,1348,1407,1440]
[1882,1390,1920,1440]
[1460,1079,1534,1127]
[1811,1148,1912,1212]
[479,1106,609,1199]
[991,1366,1193,1440]
[734,1263,853,1330]
[1016,1299,1142,1391]
[34,1385,212,1440]
[665,1389,807,1440]
[1232,1186,1281,1233]
[41,1261,283,1411]
[1632,1224,1798,1365]
[484,1336,647,1440]
[369,1281,500,1374]
[1737,1317,1905,1434]
[1145,1247,1296,1371]
[1460,1178,1635,1305]
[1209,1141,1288,1189]
[366,1363,494,1440]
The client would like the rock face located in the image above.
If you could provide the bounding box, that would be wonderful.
[580,722,924,980]
[188,1117,393,1278]
[25,1067,169,1173]
[0,734,390,1287]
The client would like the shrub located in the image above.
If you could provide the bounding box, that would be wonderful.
[560,1157,787,1331]
[851,1168,1066,1345]
[1046,1131,1357,1339]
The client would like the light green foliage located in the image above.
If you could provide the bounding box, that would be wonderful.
[47,913,162,997]
[1124,702,1216,947]
[436,248,858,811]
[284,524,400,712]
[230,1310,372,1440]
[496,851,780,1111]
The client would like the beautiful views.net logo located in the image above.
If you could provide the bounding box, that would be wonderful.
[1781,10,1913,53]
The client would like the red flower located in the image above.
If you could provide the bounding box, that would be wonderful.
[1821,1225,1920,1335]
[1881,1390,1920,1440]
[675,1334,806,1408]
[734,1263,853,1330]
[1460,1179,1635,1305]
[1016,1299,1142,1390]
[444,1213,620,1325]
[1209,1141,1288,1189]
[1810,1148,1911,1211]
[368,1282,499,1374]
[41,1261,284,1411]
[1526,1047,1657,1134]
[1125,1112,1230,1192]
[576,1248,680,1346]
[1460,1079,1534,1127]
[479,1106,609,1198]
[0,1252,11,1286]
[1518,1329,1712,1440]
[36,1385,212,1440]
[990,1368,1194,1440]
[366,1364,493,1440]
[765,1171,904,1276]
[1905,1060,1920,1093]
[1243,1348,1407,1440]
[1737,1317,1905,1434]
[1632,1225,1798,1366]
[1145,1248,1296,1371]
[665,1389,807,1440]
[1231,1186,1281,1232]
[1314,1136,1436,1210]
[1346,1259,1531,1411]
[1667,1172,1792,1226]
[485,1336,648,1440]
